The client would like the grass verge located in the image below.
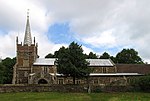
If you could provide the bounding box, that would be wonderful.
[0,92,150,101]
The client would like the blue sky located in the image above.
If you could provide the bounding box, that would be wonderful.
[47,23,119,56]
[48,23,77,44]
[0,0,150,63]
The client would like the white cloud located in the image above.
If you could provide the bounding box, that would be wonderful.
[44,0,150,62]
[0,0,63,58]
[81,29,116,48]
[82,46,95,54]
[0,0,150,63]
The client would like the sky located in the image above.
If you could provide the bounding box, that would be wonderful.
[0,0,150,63]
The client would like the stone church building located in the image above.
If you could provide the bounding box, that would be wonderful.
[12,13,150,85]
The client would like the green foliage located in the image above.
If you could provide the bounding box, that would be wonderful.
[56,42,91,84]
[86,52,98,59]
[46,51,98,59]
[116,49,144,64]
[0,57,16,84]
[0,63,5,83]
[56,46,72,75]
[110,56,117,63]
[45,53,55,58]
[45,46,145,64]
[100,52,110,59]
[130,75,150,92]
[99,49,144,64]
[93,87,102,93]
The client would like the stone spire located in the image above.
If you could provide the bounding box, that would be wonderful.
[24,9,32,46]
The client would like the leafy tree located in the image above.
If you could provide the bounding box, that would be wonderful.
[116,49,143,64]
[0,57,16,84]
[54,46,67,58]
[57,42,91,84]
[110,56,117,63]
[100,52,110,59]
[0,63,5,83]
[2,57,16,84]
[87,52,98,59]
[56,48,69,79]
[45,53,55,58]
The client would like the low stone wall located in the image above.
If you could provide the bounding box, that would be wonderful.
[0,84,87,93]
[0,84,133,93]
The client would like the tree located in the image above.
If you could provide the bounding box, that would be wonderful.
[45,53,55,58]
[110,56,117,63]
[100,52,110,59]
[57,42,91,84]
[0,63,5,84]
[116,49,143,64]
[0,57,16,84]
[2,57,16,84]
[87,52,98,59]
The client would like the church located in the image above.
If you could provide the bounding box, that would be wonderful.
[12,12,150,85]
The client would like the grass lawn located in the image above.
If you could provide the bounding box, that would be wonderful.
[0,92,150,101]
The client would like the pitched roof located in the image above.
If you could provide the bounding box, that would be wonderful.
[86,59,114,67]
[33,58,56,66]
[33,58,114,66]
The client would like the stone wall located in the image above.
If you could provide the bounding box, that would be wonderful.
[14,42,38,84]
[0,84,133,93]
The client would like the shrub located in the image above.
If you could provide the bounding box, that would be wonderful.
[130,75,150,92]
[93,87,102,93]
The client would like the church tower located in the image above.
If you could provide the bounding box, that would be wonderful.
[12,10,38,84]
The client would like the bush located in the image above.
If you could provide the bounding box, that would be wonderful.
[130,75,150,92]
[93,87,102,93]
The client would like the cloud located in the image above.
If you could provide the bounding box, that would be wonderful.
[0,0,64,58]
[32,31,68,58]
[81,29,116,48]
[42,0,150,62]
[0,0,150,63]
[82,46,95,54]
[0,31,16,58]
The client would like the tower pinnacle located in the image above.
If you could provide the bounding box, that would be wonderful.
[24,9,32,46]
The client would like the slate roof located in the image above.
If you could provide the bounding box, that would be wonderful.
[33,58,114,67]
[33,58,56,66]
[86,59,114,67]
